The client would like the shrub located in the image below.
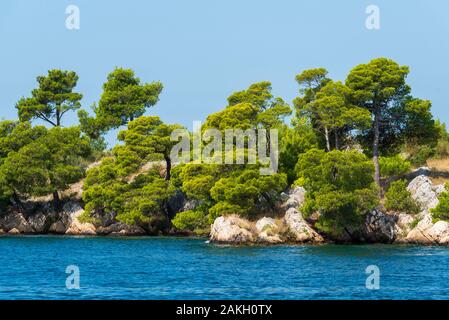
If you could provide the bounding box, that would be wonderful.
[385,179,420,214]
[379,155,411,177]
[175,164,288,221]
[431,183,449,221]
[171,210,209,234]
[410,217,420,229]
[435,139,449,158]
[408,145,434,166]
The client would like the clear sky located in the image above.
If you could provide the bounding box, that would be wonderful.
[1,0,448,146]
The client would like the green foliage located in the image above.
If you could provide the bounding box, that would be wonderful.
[95,68,163,130]
[346,58,411,186]
[435,140,449,158]
[204,103,258,131]
[16,70,82,126]
[175,82,291,223]
[0,127,92,204]
[431,183,449,222]
[346,58,410,107]
[176,164,223,202]
[117,170,175,225]
[279,120,318,183]
[295,149,379,236]
[117,116,183,180]
[385,180,420,214]
[0,121,47,163]
[0,121,47,201]
[210,168,287,217]
[410,217,420,229]
[398,99,441,165]
[83,159,175,227]
[82,116,182,226]
[205,81,291,133]
[299,80,370,151]
[175,163,287,222]
[78,108,102,139]
[0,58,445,238]
[379,155,411,177]
[82,157,129,214]
[293,68,330,111]
[408,145,435,166]
[171,210,209,234]
[403,98,440,148]
[227,81,291,129]
[434,120,449,158]
[293,68,331,150]
[346,58,439,167]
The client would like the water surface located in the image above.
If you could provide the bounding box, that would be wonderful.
[0,236,448,299]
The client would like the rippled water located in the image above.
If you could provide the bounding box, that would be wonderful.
[0,236,449,299]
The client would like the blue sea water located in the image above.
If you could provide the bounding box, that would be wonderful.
[0,236,448,300]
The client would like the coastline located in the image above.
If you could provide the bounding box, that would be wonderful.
[1,168,449,247]
[0,233,442,247]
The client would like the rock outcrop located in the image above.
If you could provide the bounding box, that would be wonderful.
[283,208,323,243]
[363,209,396,243]
[255,217,283,243]
[0,211,33,233]
[406,175,444,211]
[210,186,323,244]
[27,212,49,233]
[284,187,306,209]
[210,215,255,243]
[96,222,146,236]
[8,228,21,234]
[400,174,449,245]
[62,202,96,235]
[49,221,67,234]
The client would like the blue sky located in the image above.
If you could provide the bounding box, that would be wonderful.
[1,0,448,146]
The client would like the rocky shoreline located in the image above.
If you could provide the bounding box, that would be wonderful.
[209,169,449,246]
[2,168,449,247]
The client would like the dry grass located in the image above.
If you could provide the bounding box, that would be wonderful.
[427,158,449,172]
[429,176,449,185]
[426,157,449,185]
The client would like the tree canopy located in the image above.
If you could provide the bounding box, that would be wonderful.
[117,116,184,180]
[295,149,378,237]
[0,126,92,209]
[16,70,82,126]
[94,68,163,130]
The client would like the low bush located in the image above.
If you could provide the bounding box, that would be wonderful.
[408,145,434,166]
[171,210,209,235]
[431,183,449,222]
[385,179,421,214]
[379,155,411,177]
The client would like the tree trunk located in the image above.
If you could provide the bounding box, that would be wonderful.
[334,131,339,150]
[56,104,61,126]
[373,109,381,190]
[324,126,331,152]
[164,155,171,181]
[53,190,61,212]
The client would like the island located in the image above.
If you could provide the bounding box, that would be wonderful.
[1,58,449,247]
